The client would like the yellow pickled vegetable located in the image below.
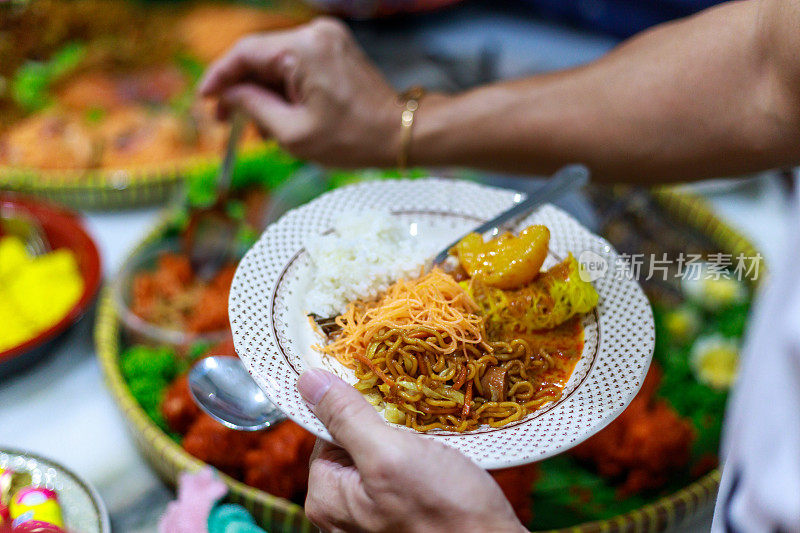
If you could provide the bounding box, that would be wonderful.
[454,225,550,289]
[467,253,599,335]
[0,236,84,352]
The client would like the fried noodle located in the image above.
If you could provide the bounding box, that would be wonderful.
[315,268,563,432]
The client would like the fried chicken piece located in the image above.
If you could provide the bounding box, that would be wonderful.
[187,264,237,333]
[162,374,201,435]
[182,414,261,478]
[206,337,236,358]
[167,349,315,500]
[243,421,316,500]
[572,364,695,497]
[162,351,237,435]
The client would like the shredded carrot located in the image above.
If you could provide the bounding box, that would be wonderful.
[462,381,473,419]
[316,268,489,367]
[452,366,467,391]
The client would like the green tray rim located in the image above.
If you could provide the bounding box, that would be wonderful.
[0,142,271,210]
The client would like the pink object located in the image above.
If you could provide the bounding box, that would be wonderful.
[158,468,227,533]
[12,522,65,533]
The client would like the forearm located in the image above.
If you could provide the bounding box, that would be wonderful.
[410,1,800,183]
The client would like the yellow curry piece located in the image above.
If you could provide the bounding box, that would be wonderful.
[0,236,84,352]
[467,253,600,335]
[454,225,550,290]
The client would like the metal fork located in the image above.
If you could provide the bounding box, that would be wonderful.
[0,210,51,257]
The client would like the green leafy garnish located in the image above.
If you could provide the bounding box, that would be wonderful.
[121,345,179,383]
[530,456,649,528]
[183,143,302,208]
[12,42,87,112]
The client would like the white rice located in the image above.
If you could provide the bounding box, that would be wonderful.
[305,210,432,317]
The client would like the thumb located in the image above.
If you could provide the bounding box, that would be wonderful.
[218,83,299,140]
[297,369,392,461]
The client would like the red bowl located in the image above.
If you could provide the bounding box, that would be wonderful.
[0,193,102,377]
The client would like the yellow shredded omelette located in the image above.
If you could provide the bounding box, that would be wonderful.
[0,236,84,352]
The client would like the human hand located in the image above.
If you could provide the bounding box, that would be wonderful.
[198,17,400,167]
[296,369,526,533]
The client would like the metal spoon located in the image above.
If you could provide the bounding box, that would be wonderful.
[189,356,286,431]
[430,164,589,265]
[184,111,247,281]
[0,209,51,257]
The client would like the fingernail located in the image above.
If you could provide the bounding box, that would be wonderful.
[297,369,335,406]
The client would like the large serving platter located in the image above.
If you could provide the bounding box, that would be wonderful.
[229,178,655,469]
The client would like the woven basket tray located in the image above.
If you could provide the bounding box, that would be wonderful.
[0,143,272,211]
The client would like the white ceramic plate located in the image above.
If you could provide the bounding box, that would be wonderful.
[0,449,110,533]
[229,178,654,469]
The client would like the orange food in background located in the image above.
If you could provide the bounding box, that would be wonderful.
[0,103,237,171]
[131,253,236,333]
[178,4,307,62]
[572,364,695,497]
[491,464,539,524]
[0,112,97,169]
[188,265,237,333]
[97,108,187,168]
[162,374,202,435]
[183,414,263,475]
[56,67,187,111]
[244,423,316,499]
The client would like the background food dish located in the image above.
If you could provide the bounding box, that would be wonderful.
[0,194,101,377]
[0,0,310,209]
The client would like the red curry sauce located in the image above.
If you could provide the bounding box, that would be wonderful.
[514,315,585,402]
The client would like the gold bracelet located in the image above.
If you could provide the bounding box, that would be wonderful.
[397,86,426,170]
